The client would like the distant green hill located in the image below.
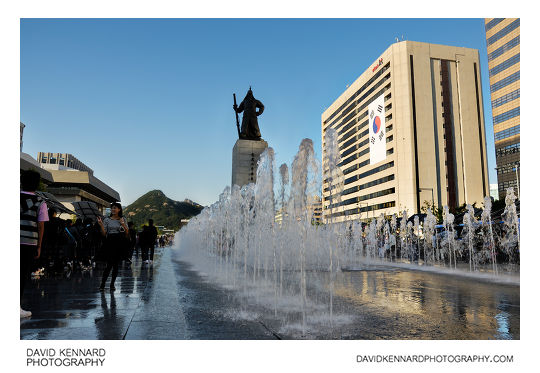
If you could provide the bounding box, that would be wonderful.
[123,190,203,232]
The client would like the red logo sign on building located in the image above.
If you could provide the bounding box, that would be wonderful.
[372,58,384,72]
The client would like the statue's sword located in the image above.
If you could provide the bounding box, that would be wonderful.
[233,93,241,138]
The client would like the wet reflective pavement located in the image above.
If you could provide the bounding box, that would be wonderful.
[20,247,275,340]
[168,252,520,340]
[303,268,520,339]
[21,248,169,340]
[21,247,520,340]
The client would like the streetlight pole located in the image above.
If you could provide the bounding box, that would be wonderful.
[357,201,368,221]
[494,166,500,200]
[514,162,520,200]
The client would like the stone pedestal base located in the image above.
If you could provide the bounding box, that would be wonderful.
[232,139,269,187]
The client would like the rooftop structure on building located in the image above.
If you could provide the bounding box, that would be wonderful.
[44,167,120,213]
[35,152,119,212]
[37,152,94,175]
[484,18,520,200]
[322,41,489,223]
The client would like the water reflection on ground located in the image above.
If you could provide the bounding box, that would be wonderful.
[22,247,519,340]
[21,255,157,340]
[275,267,520,339]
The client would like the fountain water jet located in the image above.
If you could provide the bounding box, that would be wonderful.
[481,196,498,275]
[177,138,519,337]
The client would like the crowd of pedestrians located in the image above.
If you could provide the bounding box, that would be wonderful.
[158,233,174,247]
[20,170,48,318]
[20,170,174,318]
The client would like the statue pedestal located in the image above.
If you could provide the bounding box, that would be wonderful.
[232,139,268,187]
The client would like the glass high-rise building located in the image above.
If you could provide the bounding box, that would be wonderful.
[485,18,520,200]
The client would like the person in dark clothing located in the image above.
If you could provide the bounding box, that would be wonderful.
[89,220,104,266]
[79,218,94,268]
[42,209,63,272]
[69,218,84,269]
[20,170,49,318]
[62,220,78,271]
[41,210,55,270]
[139,226,149,263]
[133,230,141,259]
[96,202,129,291]
[140,219,158,265]
[127,221,136,263]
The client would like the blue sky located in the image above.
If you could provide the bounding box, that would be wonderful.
[20,18,497,206]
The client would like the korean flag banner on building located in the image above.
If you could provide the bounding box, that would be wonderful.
[368,94,386,164]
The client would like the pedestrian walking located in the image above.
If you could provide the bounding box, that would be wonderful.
[20,170,49,318]
[133,230,141,259]
[69,219,83,269]
[140,219,158,265]
[62,220,78,271]
[79,218,94,268]
[127,221,136,263]
[96,202,129,291]
[42,209,63,273]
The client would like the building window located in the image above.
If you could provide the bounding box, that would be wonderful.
[488,36,520,62]
[496,142,520,156]
[338,174,395,198]
[499,179,518,193]
[492,89,520,109]
[493,107,520,124]
[494,125,520,141]
[491,71,520,93]
[341,144,358,157]
[340,161,394,187]
[328,187,396,209]
[485,18,505,32]
[326,200,396,219]
[489,53,520,77]
[497,162,520,175]
[324,63,391,126]
[486,19,520,46]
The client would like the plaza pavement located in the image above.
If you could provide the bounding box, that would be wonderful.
[20,247,277,340]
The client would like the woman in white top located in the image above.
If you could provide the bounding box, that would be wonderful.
[97,202,129,291]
